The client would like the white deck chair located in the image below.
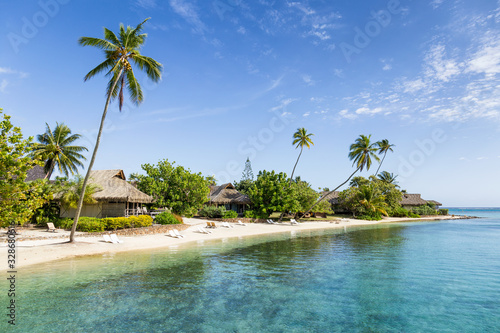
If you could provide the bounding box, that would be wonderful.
[237,220,246,226]
[268,219,277,224]
[290,219,299,225]
[103,234,112,243]
[222,222,233,228]
[168,230,180,238]
[110,234,123,243]
[46,222,57,232]
[197,226,211,234]
[173,229,184,238]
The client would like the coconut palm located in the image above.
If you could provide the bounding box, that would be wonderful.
[304,134,380,215]
[375,139,395,175]
[30,123,88,179]
[377,171,399,187]
[289,128,314,185]
[357,185,388,217]
[70,18,162,242]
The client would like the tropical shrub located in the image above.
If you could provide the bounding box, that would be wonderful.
[409,213,420,218]
[103,217,130,230]
[130,215,153,227]
[155,212,182,225]
[52,218,74,229]
[357,213,382,221]
[223,210,238,219]
[199,206,226,218]
[439,209,449,215]
[411,205,437,216]
[172,213,183,224]
[389,207,410,217]
[77,217,106,232]
[244,210,256,218]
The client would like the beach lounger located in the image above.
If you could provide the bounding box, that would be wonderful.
[110,234,123,243]
[197,226,211,234]
[237,220,246,226]
[290,219,299,225]
[222,222,234,228]
[173,229,184,238]
[210,222,218,228]
[168,230,181,238]
[103,234,113,243]
[46,222,57,232]
[267,219,277,224]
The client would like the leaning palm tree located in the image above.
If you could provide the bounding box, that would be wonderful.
[304,134,380,215]
[69,18,162,242]
[375,139,395,175]
[30,123,88,179]
[289,128,314,185]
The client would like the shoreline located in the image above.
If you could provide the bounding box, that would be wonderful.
[2,215,465,269]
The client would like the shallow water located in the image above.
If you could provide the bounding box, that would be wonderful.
[2,211,500,332]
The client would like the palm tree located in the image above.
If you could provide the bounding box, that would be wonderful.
[304,134,380,215]
[289,128,314,185]
[377,171,399,187]
[69,18,162,242]
[59,176,103,210]
[30,123,88,179]
[375,139,395,175]
[357,185,388,217]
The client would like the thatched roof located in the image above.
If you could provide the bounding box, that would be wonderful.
[26,165,46,181]
[427,200,442,206]
[208,183,251,205]
[320,191,340,205]
[400,193,428,206]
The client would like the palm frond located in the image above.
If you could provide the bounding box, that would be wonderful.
[83,58,116,81]
[78,37,117,51]
[126,69,143,105]
[131,54,162,82]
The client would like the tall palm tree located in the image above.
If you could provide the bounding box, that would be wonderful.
[69,18,162,242]
[377,171,399,185]
[304,134,380,215]
[289,128,314,184]
[375,139,395,175]
[30,123,88,179]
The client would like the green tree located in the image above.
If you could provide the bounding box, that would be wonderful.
[70,18,162,242]
[377,171,399,187]
[0,110,49,226]
[241,157,254,181]
[131,159,211,217]
[357,184,388,218]
[248,170,292,218]
[349,176,369,188]
[234,157,254,195]
[305,134,380,214]
[30,122,88,179]
[289,128,314,185]
[375,139,395,175]
[57,175,103,210]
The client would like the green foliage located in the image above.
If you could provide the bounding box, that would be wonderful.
[58,175,102,209]
[233,179,254,196]
[223,210,238,219]
[53,218,74,229]
[357,214,383,221]
[102,217,130,230]
[244,210,256,218]
[409,213,421,218]
[32,202,60,225]
[241,157,254,181]
[439,208,449,215]
[77,217,106,232]
[0,110,49,226]
[389,207,410,217]
[248,170,293,218]
[128,215,153,227]
[199,206,226,218]
[131,159,211,216]
[411,205,437,216]
[30,122,88,179]
[155,211,183,225]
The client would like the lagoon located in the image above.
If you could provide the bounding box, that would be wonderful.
[3,209,500,332]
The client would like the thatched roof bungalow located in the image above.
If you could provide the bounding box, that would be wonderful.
[59,169,153,218]
[400,193,442,209]
[207,183,251,214]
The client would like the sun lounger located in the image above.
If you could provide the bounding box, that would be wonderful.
[46,222,57,232]
[173,229,184,238]
[197,226,211,234]
[110,234,123,243]
[168,230,181,238]
[237,220,246,226]
[103,234,113,243]
[290,219,299,225]
[222,222,234,228]
[267,219,277,224]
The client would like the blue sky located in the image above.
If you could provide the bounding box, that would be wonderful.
[1,0,499,207]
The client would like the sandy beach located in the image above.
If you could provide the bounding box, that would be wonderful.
[1,216,461,269]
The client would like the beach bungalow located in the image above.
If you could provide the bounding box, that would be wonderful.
[400,193,442,210]
[58,169,153,218]
[206,183,251,214]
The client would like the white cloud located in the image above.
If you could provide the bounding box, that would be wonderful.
[467,38,500,75]
[303,112,310,117]
[430,0,444,9]
[302,74,315,86]
[266,75,284,92]
[169,0,206,34]
[0,79,8,93]
[338,109,357,120]
[270,98,297,112]
[237,26,246,34]
[424,44,461,82]
[136,0,157,9]
[355,107,383,115]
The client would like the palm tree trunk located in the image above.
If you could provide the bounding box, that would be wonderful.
[303,165,361,217]
[44,160,56,180]
[69,69,124,243]
[375,152,387,176]
[279,148,303,222]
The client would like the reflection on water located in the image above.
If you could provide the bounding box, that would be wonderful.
[2,219,500,332]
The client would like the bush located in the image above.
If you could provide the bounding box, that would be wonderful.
[409,213,421,218]
[439,209,449,215]
[52,218,74,230]
[155,212,182,225]
[131,215,154,227]
[411,205,437,216]
[356,214,382,221]
[390,207,410,218]
[103,217,130,230]
[244,210,255,218]
[198,206,226,218]
[173,213,183,224]
[223,210,238,219]
[77,217,106,232]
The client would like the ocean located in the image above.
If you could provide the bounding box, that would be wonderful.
[2,208,500,332]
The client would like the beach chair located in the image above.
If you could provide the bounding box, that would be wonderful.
[103,234,113,243]
[267,219,277,224]
[168,230,181,238]
[110,234,123,244]
[290,219,299,225]
[173,229,184,238]
[197,226,211,234]
[210,222,217,228]
[46,222,57,232]
[237,220,246,226]
[222,222,233,228]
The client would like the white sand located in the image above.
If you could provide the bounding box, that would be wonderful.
[1,216,459,269]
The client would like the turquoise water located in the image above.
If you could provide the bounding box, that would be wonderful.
[2,209,500,332]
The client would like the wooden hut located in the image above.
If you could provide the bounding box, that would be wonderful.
[207,183,251,214]
[59,169,153,218]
